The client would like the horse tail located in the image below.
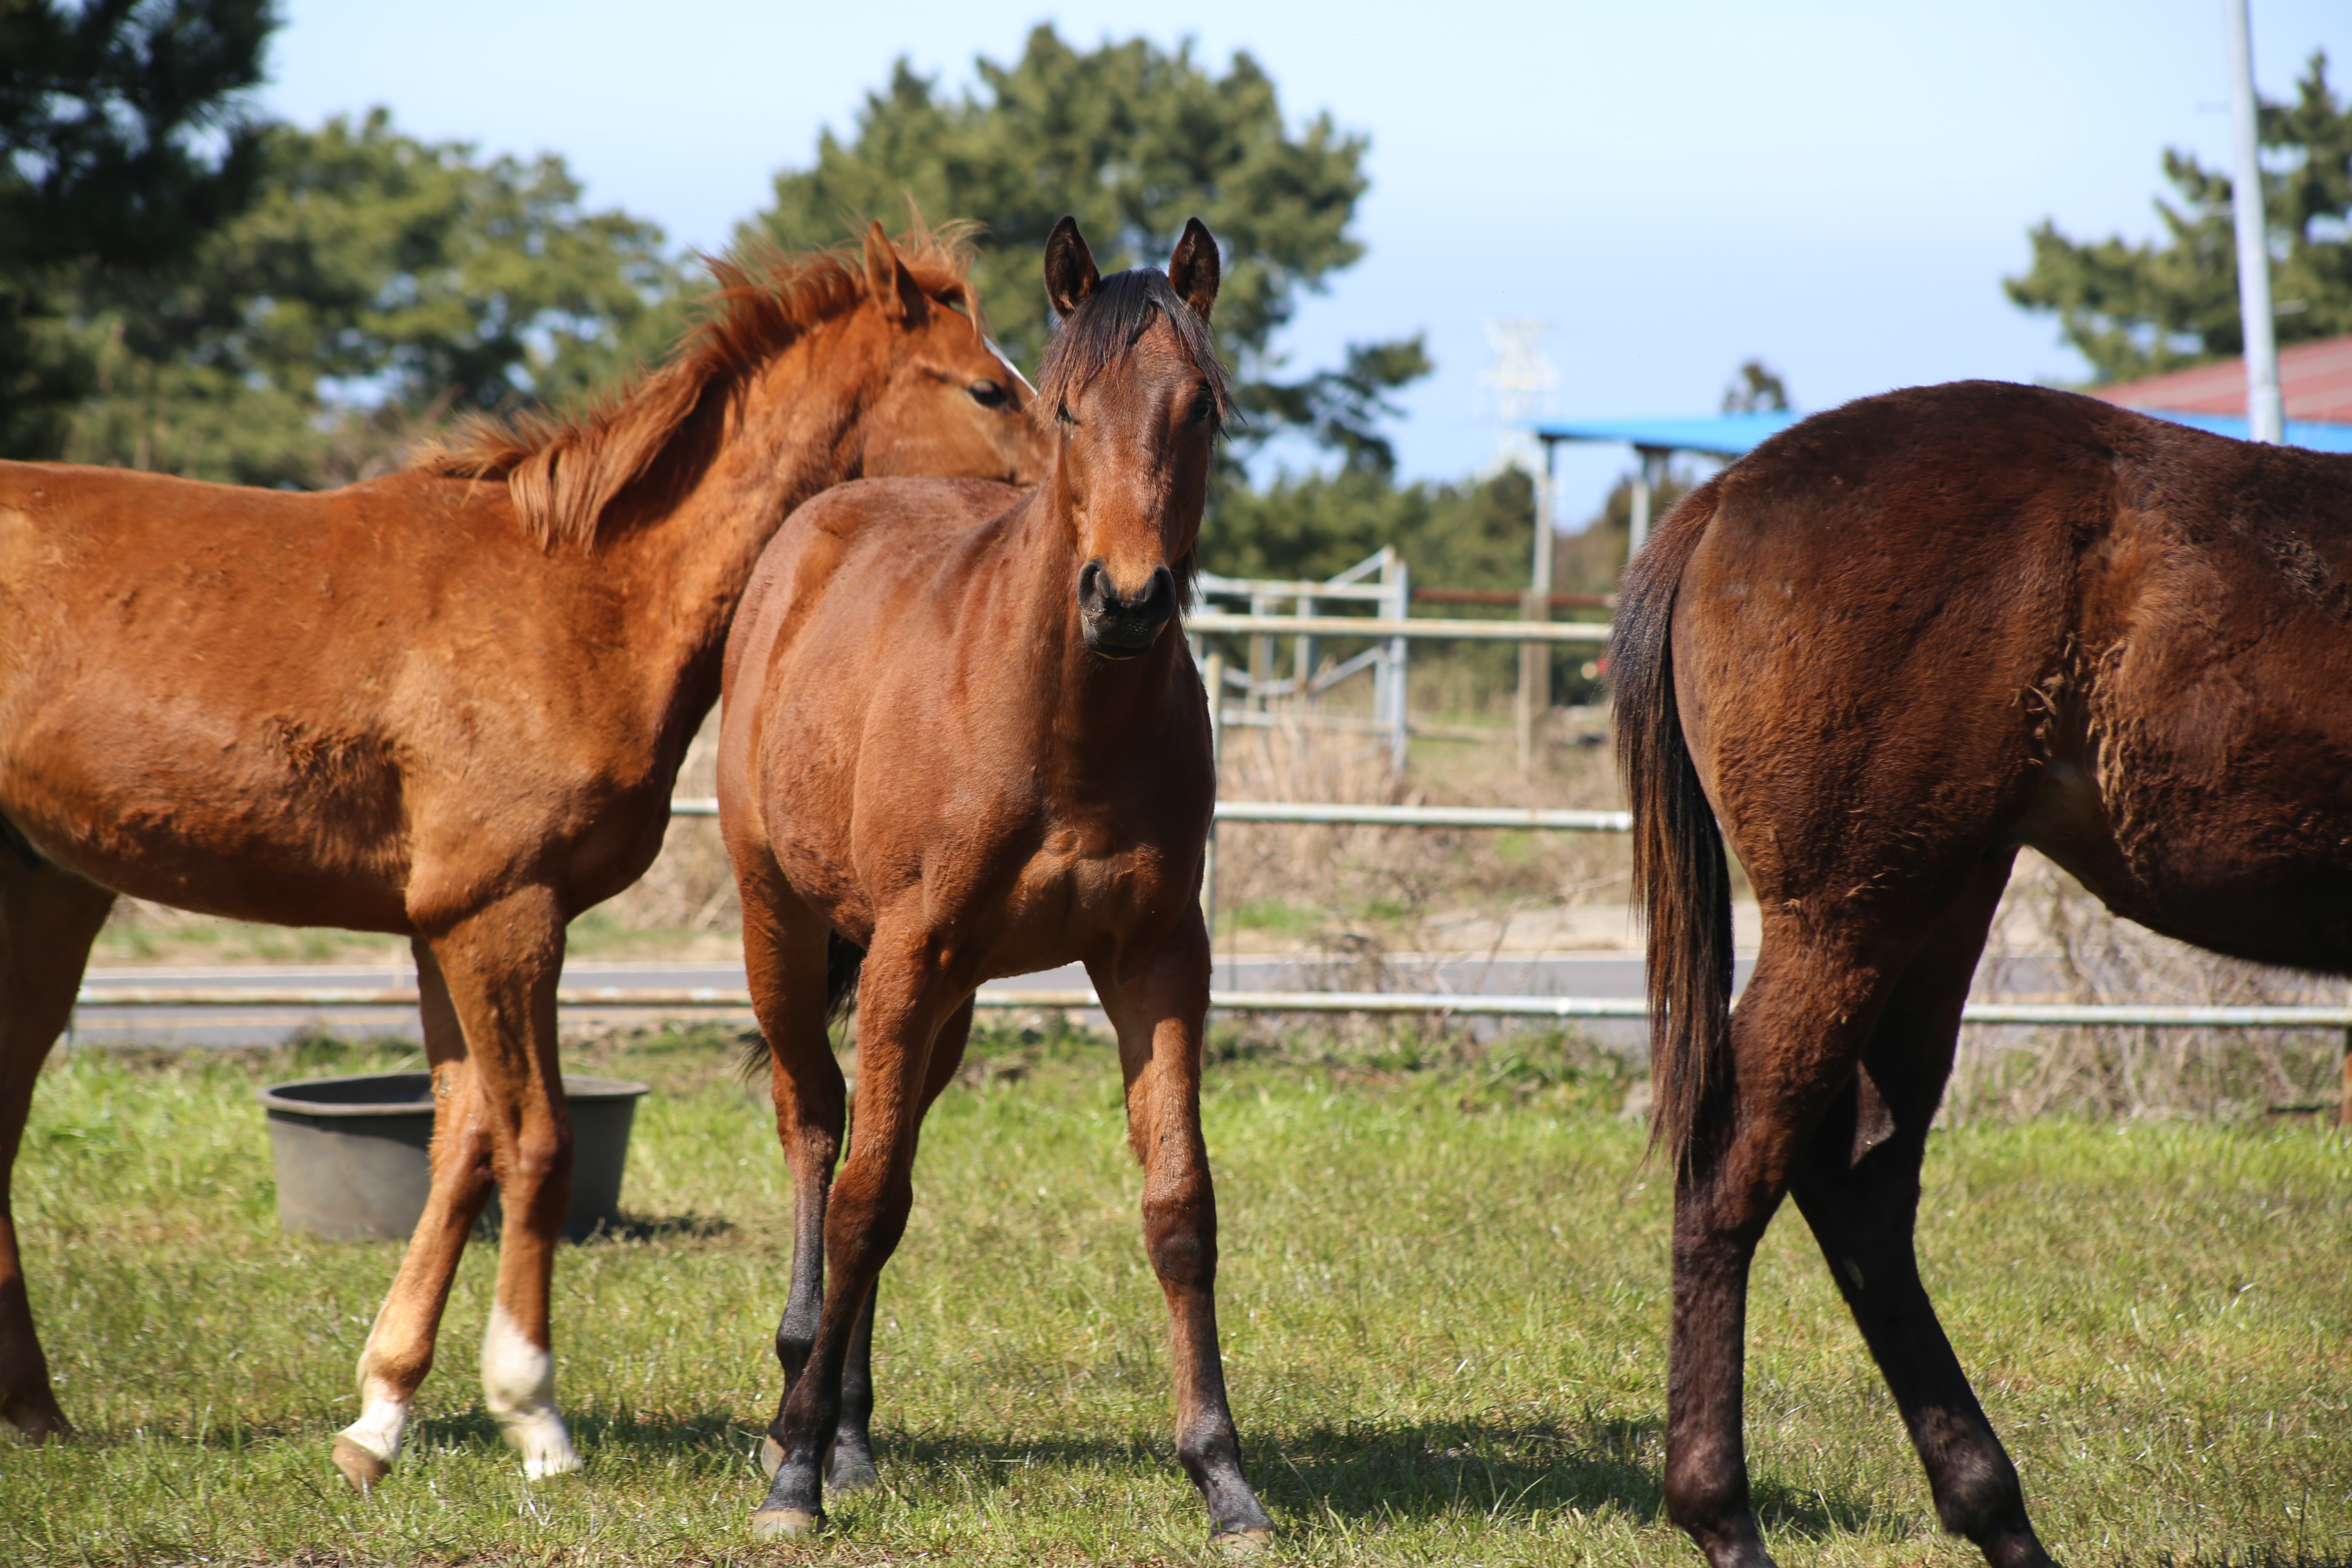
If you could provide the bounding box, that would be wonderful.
[735,932,868,1080]
[1612,479,1734,1173]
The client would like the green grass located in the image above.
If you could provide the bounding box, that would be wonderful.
[5,1026,2348,1565]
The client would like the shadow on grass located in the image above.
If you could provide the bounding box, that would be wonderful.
[1256,1415,1896,1539]
[469,1209,738,1244]
[616,1413,1890,1538]
[581,1210,737,1243]
[1257,1414,1666,1525]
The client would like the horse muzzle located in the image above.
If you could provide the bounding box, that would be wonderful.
[1077,559,1176,658]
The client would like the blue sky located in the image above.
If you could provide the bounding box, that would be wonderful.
[264,1,2352,530]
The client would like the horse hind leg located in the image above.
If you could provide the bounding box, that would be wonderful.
[0,857,115,1437]
[743,889,849,1486]
[1664,907,1942,1568]
[1786,855,2054,1568]
[752,919,949,1539]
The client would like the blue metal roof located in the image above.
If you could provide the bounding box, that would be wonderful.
[2117,409,2352,453]
[1530,412,1801,457]
[1532,405,2352,457]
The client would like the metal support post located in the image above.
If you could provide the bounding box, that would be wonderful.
[1518,439,1557,777]
[1517,592,1544,777]
[1295,590,1317,714]
[2225,0,2285,443]
[1381,550,1409,772]
[1248,593,1275,712]
[2340,989,2351,1127]
[1628,444,1668,562]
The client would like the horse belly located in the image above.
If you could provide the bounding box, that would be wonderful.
[0,659,414,927]
[2075,751,2352,973]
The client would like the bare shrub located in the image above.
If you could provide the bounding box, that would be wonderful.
[1211,698,1628,946]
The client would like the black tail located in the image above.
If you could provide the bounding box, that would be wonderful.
[736,933,867,1080]
[1611,479,1734,1173]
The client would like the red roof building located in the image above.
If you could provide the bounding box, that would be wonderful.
[2093,332,2352,424]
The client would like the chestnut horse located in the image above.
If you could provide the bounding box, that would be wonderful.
[717,217,1273,1546]
[1615,380,2352,1568]
[0,224,1044,1484]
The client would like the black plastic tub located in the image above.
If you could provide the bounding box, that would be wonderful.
[256,1072,651,1242]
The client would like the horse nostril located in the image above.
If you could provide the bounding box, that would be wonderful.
[1077,559,1107,612]
[1145,566,1176,616]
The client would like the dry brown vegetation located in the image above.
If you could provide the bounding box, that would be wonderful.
[1952,849,2349,1122]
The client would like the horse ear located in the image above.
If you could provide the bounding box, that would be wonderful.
[1044,216,1098,320]
[1167,218,1220,322]
[862,220,927,325]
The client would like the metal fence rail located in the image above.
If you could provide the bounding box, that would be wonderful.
[667,798,1633,831]
[66,985,2352,1030]
[1187,611,1610,644]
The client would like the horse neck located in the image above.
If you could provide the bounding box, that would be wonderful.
[604,312,878,753]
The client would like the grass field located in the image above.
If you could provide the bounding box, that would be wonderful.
[4,1024,2348,1565]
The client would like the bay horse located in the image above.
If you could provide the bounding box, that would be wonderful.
[0,223,1045,1485]
[716,216,1274,1547]
[1615,379,2352,1568]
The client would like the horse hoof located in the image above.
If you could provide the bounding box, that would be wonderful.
[0,1400,73,1441]
[827,1452,879,1492]
[751,1507,822,1540]
[1213,1527,1275,1556]
[332,1436,393,1493]
[760,1434,784,1479]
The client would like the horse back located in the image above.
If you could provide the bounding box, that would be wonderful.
[0,461,659,926]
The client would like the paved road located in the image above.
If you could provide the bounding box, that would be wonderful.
[71,951,2062,1052]
[71,953,1746,1050]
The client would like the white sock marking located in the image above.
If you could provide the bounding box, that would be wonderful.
[481,1302,579,1478]
[339,1314,411,1468]
[339,1374,410,1467]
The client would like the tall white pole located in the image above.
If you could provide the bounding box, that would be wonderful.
[2226,0,2285,443]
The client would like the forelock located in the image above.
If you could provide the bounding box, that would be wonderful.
[1036,267,1230,414]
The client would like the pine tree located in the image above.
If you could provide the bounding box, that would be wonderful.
[2007,51,2352,383]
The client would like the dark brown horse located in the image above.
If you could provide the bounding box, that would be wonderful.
[1615,379,2352,1568]
[0,224,1044,1483]
[717,216,1273,1547]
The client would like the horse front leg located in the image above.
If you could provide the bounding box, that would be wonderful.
[742,886,958,1495]
[739,882,854,1486]
[0,858,115,1439]
[821,994,975,1495]
[347,887,578,1485]
[752,923,950,1539]
[332,938,500,1488]
[1089,920,1274,1550]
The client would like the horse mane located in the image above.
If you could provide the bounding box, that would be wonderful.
[1036,266,1229,601]
[412,223,981,549]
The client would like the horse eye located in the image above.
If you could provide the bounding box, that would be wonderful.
[1056,400,1076,426]
[968,379,1006,409]
[1190,392,1217,425]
